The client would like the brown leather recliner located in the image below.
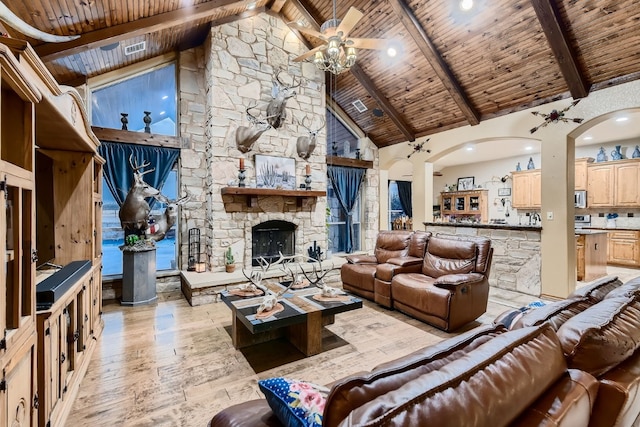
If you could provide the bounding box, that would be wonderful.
[391,234,493,331]
[340,230,413,301]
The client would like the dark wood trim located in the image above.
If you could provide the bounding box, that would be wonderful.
[91,127,183,148]
[287,0,322,31]
[35,0,245,61]
[269,0,287,13]
[326,156,373,169]
[530,0,590,99]
[349,64,415,142]
[388,0,480,126]
[221,187,326,208]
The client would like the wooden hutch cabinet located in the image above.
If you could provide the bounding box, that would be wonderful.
[440,189,488,222]
[1,40,103,427]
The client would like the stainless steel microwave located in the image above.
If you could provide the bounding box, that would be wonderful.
[575,190,586,208]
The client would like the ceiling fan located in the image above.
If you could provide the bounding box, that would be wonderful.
[290,1,389,72]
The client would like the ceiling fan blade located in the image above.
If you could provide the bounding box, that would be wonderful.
[336,7,364,38]
[293,45,326,62]
[288,23,326,40]
[348,38,388,50]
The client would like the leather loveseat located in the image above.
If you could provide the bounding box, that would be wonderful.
[342,231,492,332]
[209,275,640,427]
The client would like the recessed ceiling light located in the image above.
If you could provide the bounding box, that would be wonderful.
[460,0,473,11]
[616,117,629,122]
[583,136,593,141]
[525,146,533,150]
[387,47,397,57]
[466,145,474,151]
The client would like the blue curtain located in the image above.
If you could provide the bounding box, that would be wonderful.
[396,180,412,217]
[328,165,366,253]
[98,141,180,209]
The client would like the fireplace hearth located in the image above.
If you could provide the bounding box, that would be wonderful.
[251,220,295,266]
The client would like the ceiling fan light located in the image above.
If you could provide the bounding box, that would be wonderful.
[314,51,325,65]
[327,37,341,59]
[345,46,357,65]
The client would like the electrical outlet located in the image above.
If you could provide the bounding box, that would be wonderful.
[546,211,553,220]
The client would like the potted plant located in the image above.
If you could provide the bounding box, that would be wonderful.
[225,247,235,273]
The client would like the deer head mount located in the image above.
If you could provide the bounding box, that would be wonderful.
[119,155,160,233]
[296,115,325,160]
[266,69,302,129]
[235,104,276,153]
[145,193,190,242]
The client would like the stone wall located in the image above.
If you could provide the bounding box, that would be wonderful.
[425,225,542,296]
[203,13,326,271]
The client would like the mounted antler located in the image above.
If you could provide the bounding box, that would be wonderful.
[235,103,275,153]
[296,115,325,160]
[266,68,302,129]
[145,193,190,242]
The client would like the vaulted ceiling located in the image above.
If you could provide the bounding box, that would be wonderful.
[2,0,639,148]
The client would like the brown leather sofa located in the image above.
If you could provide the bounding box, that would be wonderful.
[209,275,640,427]
[342,231,492,332]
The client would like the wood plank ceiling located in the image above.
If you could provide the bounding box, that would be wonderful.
[1,0,639,148]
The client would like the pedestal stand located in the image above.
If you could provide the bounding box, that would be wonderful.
[122,247,157,305]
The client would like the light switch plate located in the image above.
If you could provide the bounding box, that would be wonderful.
[546,212,554,220]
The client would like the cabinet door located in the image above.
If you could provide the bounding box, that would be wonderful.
[511,173,530,208]
[587,164,614,206]
[441,195,452,213]
[608,237,639,266]
[576,236,585,281]
[530,171,541,208]
[614,163,640,206]
[575,159,590,191]
[2,340,36,427]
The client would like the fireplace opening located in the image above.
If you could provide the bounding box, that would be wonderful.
[251,220,295,266]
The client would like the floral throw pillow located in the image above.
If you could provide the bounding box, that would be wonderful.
[258,377,328,427]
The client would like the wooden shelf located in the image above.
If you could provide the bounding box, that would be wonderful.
[221,187,326,207]
[326,155,373,169]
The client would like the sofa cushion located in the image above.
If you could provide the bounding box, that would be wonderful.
[568,275,622,302]
[436,233,492,273]
[605,276,640,300]
[511,297,594,331]
[258,377,329,427]
[373,231,412,263]
[323,324,505,427]
[340,263,376,293]
[338,325,568,426]
[557,295,640,377]
[407,231,430,258]
[422,236,476,278]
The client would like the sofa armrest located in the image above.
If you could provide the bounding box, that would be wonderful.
[386,256,423,267]
[345,254,377,264]
[434,273,485,290]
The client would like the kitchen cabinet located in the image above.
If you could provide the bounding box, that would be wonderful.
[588,159,640,207]
[607,230,640,267]
[440,189,488,222]
[576,231,607,281]
[574,157,594,191]
[511,169,541,209]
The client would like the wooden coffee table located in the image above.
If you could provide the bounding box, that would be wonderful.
[220,281,362,356]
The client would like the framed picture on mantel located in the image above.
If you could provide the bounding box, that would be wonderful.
[457,176,474,191]
[255,154,296,190]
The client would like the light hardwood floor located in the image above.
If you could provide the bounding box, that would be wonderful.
[66,267,640,427]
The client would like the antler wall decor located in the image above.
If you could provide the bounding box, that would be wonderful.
[407,139,431,158]
[530,100,584,134]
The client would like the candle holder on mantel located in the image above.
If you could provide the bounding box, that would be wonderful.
[143,111,152,133]
[305,174,311,190]
[238,168,246,187]
[120,113,128,130]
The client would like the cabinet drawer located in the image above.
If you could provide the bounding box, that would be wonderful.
[608,230,640,240]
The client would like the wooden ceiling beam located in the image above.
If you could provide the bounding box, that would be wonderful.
[530,0,589,99]
[269,0,287,14]
[35,0,248,62]
[289,0,414,142]
[388,0,480,126]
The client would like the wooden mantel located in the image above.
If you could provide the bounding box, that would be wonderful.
[221,187,326,208]
[326,155,374,169]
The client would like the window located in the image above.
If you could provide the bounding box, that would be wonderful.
[388,181,404,229]
[326,109,362,254]
[91,63,177,136]
[102,168,178,276]
[92,63,179,276]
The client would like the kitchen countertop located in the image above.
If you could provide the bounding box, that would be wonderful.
[579,227,640,231]
[423,222,542,231]
[575,229,609,235]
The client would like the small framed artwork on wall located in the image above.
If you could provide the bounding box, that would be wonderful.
[498,188,511,196]
[255,154,296,190]
[457,176,474,191]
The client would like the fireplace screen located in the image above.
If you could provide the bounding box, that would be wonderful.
[251,220,295,266]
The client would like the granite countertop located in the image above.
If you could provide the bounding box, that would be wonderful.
[580,226,640,231]
[423,222,542,231]
[574,229,609,235]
